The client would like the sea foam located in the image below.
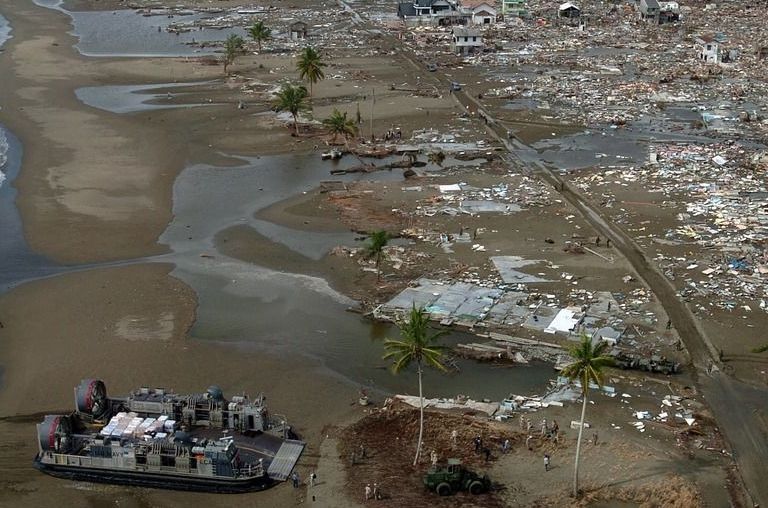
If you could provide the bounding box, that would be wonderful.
[0,128,8,189]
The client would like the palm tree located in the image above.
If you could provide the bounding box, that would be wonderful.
[383,304,448,466]
[223,34,245,74]
[323,109,357,145]
[273,83,309,136]
[364,230,388,281]
[561,336,615,498]
[296,46,326,96]
[247,21,271,51]
[428,151,446,167]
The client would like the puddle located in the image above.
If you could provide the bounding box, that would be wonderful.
[75,82,216,114]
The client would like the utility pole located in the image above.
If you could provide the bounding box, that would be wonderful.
[370,88,375,141]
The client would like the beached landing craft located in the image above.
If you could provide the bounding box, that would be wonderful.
[34,380,304,493]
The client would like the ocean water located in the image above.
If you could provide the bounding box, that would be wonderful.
[0,12,12,189]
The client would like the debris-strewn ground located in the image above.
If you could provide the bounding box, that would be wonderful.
[339,402,518,507]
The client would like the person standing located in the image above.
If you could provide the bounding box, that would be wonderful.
[526,435,533,451]
[292,471,300,488]
[309,471,317,487]
[451,429,458,446]
[544,454,551,472]
[502,438,510,453]
[373,482,381,500]
[364,483,372,500]
[430,449,438,466]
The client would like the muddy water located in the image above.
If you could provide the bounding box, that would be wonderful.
[160,154,555,400]
[33,0,245,57]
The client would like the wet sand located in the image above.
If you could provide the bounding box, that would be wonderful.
[0,0,466,505]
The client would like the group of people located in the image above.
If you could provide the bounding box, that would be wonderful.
[291,470,318,488]
[364,482,383,501]
[383,128,402,141]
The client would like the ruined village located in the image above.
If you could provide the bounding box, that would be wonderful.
[0,0,766,506]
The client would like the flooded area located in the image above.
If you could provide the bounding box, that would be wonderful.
[33,0,244,57]
[160,153,555,400]
[75,81,216,113]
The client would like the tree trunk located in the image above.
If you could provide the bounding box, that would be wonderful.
[413,362,424,466]
[376,252,381,282]
[573,387,589,497]
[293,113,299,136]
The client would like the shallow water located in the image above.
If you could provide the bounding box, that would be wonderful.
[0,126,59,291]
[161,154,556,399]
[33,0,245,57]
[75,82,215,114]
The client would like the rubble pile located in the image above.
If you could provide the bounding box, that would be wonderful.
[573,142,767,315]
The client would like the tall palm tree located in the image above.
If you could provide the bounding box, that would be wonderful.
[364,230,388,281]
[223,34,245,74]
[273,84,310,136]
[323,109,357,145]
[561,336,615,498]
[247,21,271,51]
[296,46,326,96]
[383,305,448,466]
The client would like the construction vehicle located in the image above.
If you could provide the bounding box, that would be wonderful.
[423,458,491,496]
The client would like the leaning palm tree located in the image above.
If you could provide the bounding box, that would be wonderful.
[383,305,448,466]
[223,34,245,74]
[273,83,310,136]
[247,20,271,51]
[561,335,615,498]
[364,230,388,281]
[296,46,326,96]
[323,109,357,145]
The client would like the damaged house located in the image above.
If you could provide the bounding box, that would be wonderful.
[452,26,483,55]
[638,0,660,23]
[397,0,467,25]
[462,0,497,25]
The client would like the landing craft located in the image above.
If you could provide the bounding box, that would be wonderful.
[35,379,304,493]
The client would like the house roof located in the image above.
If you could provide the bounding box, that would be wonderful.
[452,27,481,37]
[558,2,580,11]
[462,0,495,9]
[397,1,417,16]
[415,0,436,7]
[642,0,660,8]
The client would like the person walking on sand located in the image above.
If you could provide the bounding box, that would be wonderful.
[526,435,533,450]
[373,482,381,500]
[451,429,458,446]
[309,471,317,487]
[364,483,372,500]
[292,472,300,488]
[544,454,550,472]
[593,431,599,446]
[430,449,438,466]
